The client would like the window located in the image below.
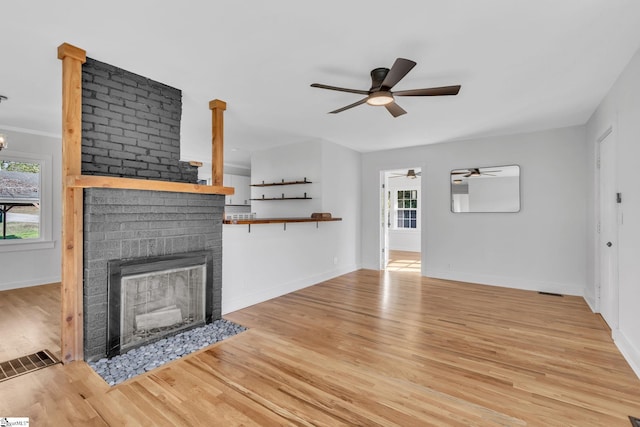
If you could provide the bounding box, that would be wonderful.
[396,190,418,229]
[0,146,53,252]
[0,159,41,240]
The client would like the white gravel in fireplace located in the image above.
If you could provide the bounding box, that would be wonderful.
[89,319,246,386]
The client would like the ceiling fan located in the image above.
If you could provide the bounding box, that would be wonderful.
[451,167,501,178]
[310,58,461,117]
[389,169,421,179]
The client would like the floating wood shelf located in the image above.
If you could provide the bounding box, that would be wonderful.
[224,217,341,225]
[66,175,234,195]
[251,179,312,187]
[223,216,341,232]
[251,197,312,201]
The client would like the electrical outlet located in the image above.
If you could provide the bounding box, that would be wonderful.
[333,257,338,265]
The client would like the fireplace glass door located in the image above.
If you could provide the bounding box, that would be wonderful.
[120,264,205,352]
[107,251,213,357]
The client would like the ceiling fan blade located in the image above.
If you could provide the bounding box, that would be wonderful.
[380,58,416,90]
[385,101,407,117]
[329,97,369,114]
[310,83,369,95]
[393,85,461,97]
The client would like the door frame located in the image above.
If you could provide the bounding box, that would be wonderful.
[379,171,390,269]
[379,168,423,272]
[596,125,620,330]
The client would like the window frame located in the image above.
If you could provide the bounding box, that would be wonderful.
[0,150,53,252]
[394,189,419,230]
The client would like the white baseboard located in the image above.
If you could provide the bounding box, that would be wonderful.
[0,276,61,291]
[613,329,640,379]
[425,269,584,296]
[583,293,597,312]
[222,264,359,315]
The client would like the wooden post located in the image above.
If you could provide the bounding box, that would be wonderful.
[58,43,86,363]
[209,99,226,186]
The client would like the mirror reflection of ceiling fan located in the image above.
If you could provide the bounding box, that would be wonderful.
[389,169,421,179]
[451,167,502,178]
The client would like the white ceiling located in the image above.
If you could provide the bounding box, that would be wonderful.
[2,1,640,168]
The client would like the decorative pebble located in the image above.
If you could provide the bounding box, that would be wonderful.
[89,319,246,386]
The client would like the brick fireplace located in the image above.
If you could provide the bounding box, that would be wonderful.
[83,189,223,361]
[79,56,225,361]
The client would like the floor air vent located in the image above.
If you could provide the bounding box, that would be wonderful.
[0,349,59,382]
[538,291,563,297]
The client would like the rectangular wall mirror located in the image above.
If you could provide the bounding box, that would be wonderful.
[451,165,520,213]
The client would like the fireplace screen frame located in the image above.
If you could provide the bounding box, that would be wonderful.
[107,251,213,357]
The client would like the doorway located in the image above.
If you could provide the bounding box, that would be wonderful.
[598,126,619,331]
[381,168,422,273]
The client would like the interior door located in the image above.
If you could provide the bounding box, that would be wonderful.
[381,176,390,269]
[598,128,619,330]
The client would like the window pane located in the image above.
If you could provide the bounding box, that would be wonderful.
[395,189,418,229]
[0,160,41,240]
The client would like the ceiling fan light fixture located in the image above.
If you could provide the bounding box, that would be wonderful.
[366,91,394,106]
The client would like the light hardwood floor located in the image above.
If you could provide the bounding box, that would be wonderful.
[0,282,60,362]
[1,270,639,426]
[387,250,421,272]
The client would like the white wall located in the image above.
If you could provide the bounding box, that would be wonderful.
[222,140,361,313]
[251,142,322,218]
[586,46,640,377]
[0,129,61,290]
[387,175,421,252]
[362,126,588,296]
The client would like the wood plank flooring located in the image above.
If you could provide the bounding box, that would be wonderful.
[1,270,639,425]
[0,283,60,362]
[386,250,421,272]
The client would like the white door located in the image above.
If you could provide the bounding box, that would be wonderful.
[380,175,390,269]
[598,128,619,330]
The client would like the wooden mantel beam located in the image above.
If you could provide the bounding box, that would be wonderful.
[210,99,226,187]
[58,42,86,364]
